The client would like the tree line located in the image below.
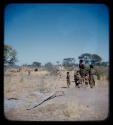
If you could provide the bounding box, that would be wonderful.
[4,44,109,68]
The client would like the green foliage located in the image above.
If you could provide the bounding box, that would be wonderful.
[78,53,91,64]
[62,58,75,69]
[95,71,101,80]
[94,66,109,80]
[32,61,41,67]
[64,66,74,71]
[45,62,54,71]
[91,54,102,65]
[45,62,59,75]
[4,44,17,65]
[100,62,109,66]
[78,53,102,65]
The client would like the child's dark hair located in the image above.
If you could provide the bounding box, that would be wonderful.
[67,72,69,74]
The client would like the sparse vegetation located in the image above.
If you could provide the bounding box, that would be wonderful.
[4,55,109,121]
[4,44,17,65]
[4,67,107,120]
[62,58,75,71]
[95,66,108,80]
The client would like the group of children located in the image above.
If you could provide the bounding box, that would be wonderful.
[66,60,95,88]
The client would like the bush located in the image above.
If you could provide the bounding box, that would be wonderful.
[34,68,38,71]
[95,71,101,80]
[64,66,74,71]
[95,66,109,80]
[44,62,59,76]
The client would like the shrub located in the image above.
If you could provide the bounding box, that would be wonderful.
[34,68,38,71]
[95,66,109,80]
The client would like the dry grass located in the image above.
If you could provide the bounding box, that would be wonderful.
[4,68,109,121]
[95,66,109,80]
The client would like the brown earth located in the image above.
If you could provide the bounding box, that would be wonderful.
[4,70,109,121]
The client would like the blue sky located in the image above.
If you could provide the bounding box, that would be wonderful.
[4,3,109,65]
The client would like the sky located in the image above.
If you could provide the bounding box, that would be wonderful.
[4,3,109,65]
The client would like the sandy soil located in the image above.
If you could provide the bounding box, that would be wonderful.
[4,70,109,121]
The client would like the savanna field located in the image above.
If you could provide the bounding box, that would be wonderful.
[4,66,109,121]
[4,3,109,121]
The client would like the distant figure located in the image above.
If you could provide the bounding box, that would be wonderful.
[79,59,85,76]
[89,64,95,88]
[74,71,81,88]
[79,59,85,84]
[66,72,71,88]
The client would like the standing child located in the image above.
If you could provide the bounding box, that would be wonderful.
[66,72,71,88]
[79,59,85,84]
[84,73,89,86]
[74,71,81,88]
[89,64,95,88]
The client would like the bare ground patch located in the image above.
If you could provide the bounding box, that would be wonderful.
[4,70,109,121]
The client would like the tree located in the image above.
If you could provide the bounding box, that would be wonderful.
[78,53,92,64]
[45,62,53,70]
[91,54,102,65]
[22,64,28,67]
[62,58,75,68]
[32,62,41,68]
[44,62,56,72]
[4,44,17,65]
[101,61,109,66]
[78,53,102,65]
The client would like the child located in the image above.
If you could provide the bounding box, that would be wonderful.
[89,64,95,88]
[66,72,71,88]
[84,73,89,86]
[74,71,81,88]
